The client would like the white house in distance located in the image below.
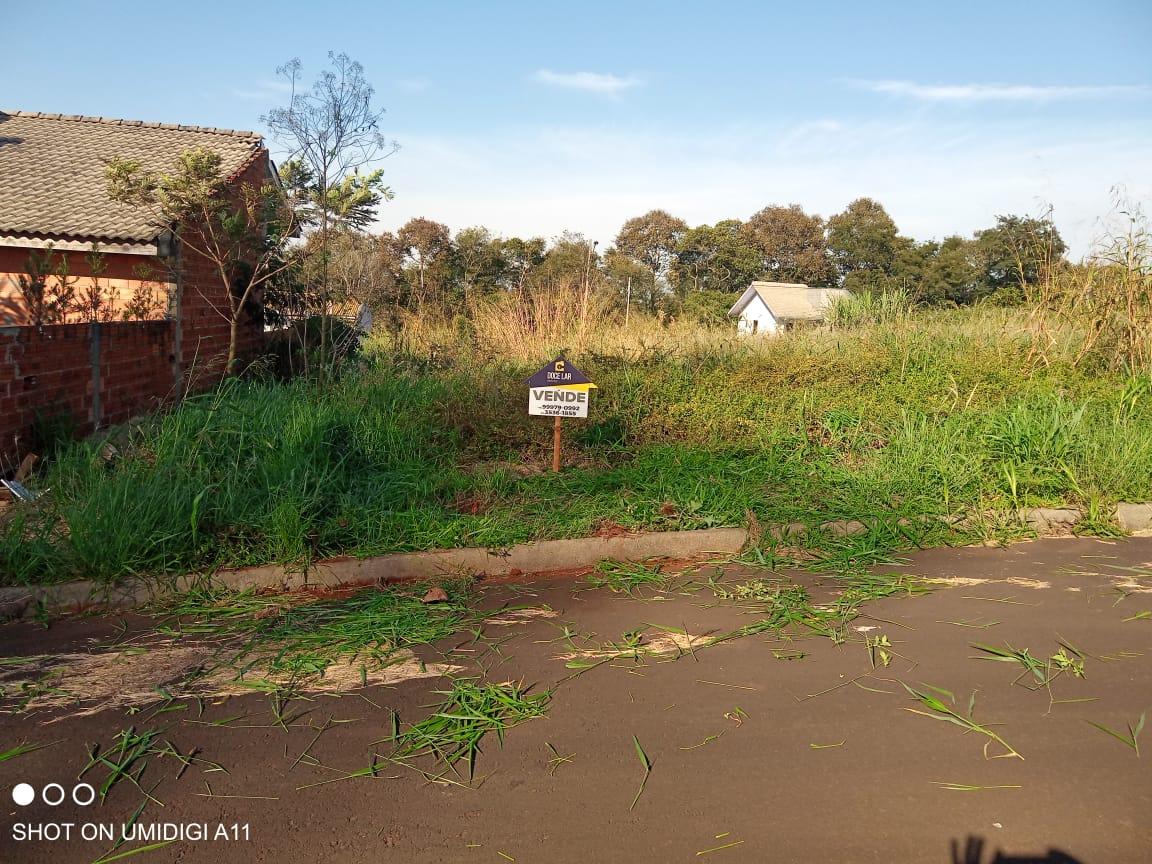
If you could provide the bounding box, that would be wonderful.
[728,281,851,335]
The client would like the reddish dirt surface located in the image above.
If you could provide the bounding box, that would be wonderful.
[592,520,634,539]
[1,537,1150,864]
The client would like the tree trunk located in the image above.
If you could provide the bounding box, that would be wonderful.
[227,314,241,376]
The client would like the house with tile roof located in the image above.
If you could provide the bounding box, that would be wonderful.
[728,281,851,335]
[0,110,273,329]
[0,111,277,465]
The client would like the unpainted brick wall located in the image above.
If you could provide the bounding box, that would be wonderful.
[176,154,268,390]
[0,153,269,468]
[0,322,173,468]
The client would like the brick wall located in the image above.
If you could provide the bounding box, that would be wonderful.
[175,154,268,390]
[0,322,174,468]
[0,154,270,469]
[0,246,169,326]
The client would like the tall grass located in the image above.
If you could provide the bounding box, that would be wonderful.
[2,304,1150,586]
[827,287,914,328]
[391,277,752,364]
[1026,204,1152,373]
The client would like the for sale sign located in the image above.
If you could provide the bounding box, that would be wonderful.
[527,357,596,418]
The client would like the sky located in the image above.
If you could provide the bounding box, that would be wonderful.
[4,0,1151,256]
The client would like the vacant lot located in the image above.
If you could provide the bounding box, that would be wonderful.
[4,307,1152,587]
[2,537,1149,863]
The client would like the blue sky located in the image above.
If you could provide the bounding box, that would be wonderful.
[5,0,1151,255]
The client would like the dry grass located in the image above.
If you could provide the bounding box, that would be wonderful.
[1027,207,1152,374]
[391,276,754,362]
[384,284,1058,370]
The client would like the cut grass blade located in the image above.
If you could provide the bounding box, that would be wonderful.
[696,840,745,855]
[680,732,724,751]
[151,581,490,683]
[0,739,60,762]
[934,782,1022,792]
[544,742,575,776]
[937,618,1000,629]
[79,725,220,805]
[630,735,653,811]
[901,682,1022,760]
[1085,712,1145,756]
[972,641,1086,689]
[388,679,550,782]
[91,841,176,863]
[587,560,674,596]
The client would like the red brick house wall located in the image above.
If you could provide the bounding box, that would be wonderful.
[0,323,174,467]
[173,156,268,391]
[0,156,270,469]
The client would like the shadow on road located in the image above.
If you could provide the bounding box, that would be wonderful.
[953,836,1084,864]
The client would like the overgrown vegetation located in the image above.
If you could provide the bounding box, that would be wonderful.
[3,294,1150,586]
[3,209,1150,586]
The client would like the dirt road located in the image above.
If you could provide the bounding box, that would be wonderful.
[2,537,1150,863]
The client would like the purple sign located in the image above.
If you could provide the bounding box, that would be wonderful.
[526,356,593,388]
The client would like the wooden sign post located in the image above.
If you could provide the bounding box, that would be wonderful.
[552,415,562,473]
[527,356,596,473]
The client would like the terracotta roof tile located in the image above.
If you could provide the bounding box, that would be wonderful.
[0,110,265,245]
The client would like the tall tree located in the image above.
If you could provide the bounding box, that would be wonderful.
[673,220,761,295]
[534,232,599,289]
[917,236,983,305]
[613,209,688,296]
[498,236,547,294]
[453,227,506,299]
[278,159,391,231]
[974,215,1067,301]
[602,249,655,316]
[263,53,396,371]
[397,217,453,307]
[827,198,902,292]
[742,204,833,286]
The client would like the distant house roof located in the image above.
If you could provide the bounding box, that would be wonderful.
[0,110,266,254]
[729,281,851,322]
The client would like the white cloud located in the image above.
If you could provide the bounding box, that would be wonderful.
[396,77,432,93]
[852,79,1152,103]
[531,69,641,96]
[230,79,295,102]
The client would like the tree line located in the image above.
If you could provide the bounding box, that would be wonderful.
[321,199,1067,326]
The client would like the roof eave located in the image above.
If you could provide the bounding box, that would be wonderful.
[0,233,159,256]
[728,285,758,317]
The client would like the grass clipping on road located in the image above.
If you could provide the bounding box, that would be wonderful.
[386,679,551,784]
[1,582,496,713]
[153,581,486,684]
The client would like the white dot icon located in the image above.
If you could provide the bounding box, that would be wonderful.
[12,783,35,806]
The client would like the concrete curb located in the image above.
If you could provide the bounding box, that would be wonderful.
[3,503,1150,620]
[0,527,749,620]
